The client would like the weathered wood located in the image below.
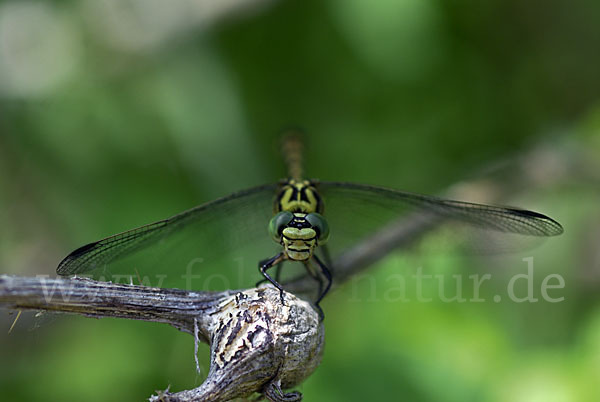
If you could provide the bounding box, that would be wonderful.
[0,275,323,401]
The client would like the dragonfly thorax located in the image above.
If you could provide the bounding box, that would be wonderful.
[275,179,323,214]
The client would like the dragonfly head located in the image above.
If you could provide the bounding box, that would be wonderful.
[268,211,329,261]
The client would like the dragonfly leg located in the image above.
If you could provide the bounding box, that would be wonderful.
[259,252,286,304]
[303,260,325,320]
[320,244,333,271]
[255,261,284,286]
[312,254,332,307]
[303,261,324,301]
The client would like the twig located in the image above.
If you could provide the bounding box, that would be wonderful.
[0,275,232,338]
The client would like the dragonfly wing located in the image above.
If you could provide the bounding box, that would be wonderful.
[57,184,280,290]
[317,182,563,261]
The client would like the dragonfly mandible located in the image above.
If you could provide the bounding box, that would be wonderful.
[57,134,563,318]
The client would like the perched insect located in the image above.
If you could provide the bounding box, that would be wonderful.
[57,134,563,318]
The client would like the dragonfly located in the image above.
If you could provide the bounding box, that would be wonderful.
[57,134,563,318]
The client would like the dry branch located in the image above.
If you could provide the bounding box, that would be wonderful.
[0,275,323,401]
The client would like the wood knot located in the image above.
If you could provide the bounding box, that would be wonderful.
[154,286,324,401]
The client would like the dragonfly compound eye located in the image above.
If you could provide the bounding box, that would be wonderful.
[305,213,329,244]
[268,211,295,242]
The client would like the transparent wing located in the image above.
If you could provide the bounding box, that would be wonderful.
[317,182,562,261]
[57,180,563,291]
[57,184,280,290]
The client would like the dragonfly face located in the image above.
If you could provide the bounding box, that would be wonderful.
[269,212,329,261]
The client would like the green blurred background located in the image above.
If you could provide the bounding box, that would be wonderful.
[1,0,599,401]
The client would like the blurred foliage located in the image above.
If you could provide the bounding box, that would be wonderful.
[0,0,599,401]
